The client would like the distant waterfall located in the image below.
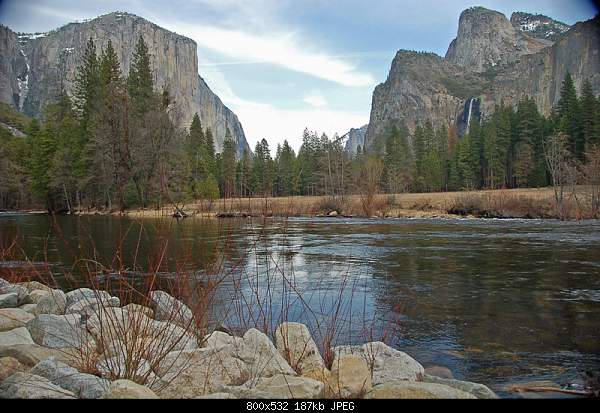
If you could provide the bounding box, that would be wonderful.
[465,98,475,136]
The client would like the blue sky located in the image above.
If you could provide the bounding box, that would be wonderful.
[0,0,598,151]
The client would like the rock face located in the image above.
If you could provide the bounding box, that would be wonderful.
[0,12,250,155]
[446,7,548,72]
[343,125,368,155]
[510,12,571,43]
[364,9,599,152]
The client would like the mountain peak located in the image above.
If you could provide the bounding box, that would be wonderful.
[510,11,571,42]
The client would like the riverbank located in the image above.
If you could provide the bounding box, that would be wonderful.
[0,277,499,399]
[80,187,573,220]
[5,187,597,220]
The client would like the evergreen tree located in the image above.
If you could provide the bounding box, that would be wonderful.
[128,35,154,115]
[557,72,583,158]
[221,128,237,198]
[581,79,599,148]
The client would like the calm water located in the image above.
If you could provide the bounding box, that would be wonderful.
[1,214,600,396]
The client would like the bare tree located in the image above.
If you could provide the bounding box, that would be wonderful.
[581,145,600,218]
[544,133,578,219]
[357,157,384,216]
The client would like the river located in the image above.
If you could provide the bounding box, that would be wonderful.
[1,214,599,397]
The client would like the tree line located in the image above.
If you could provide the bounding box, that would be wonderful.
[0,48,598,212]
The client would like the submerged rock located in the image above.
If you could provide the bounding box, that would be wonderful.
[421,374,498,399]
[365,380,477,399]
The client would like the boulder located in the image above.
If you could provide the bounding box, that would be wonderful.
[421,374,498,399]
[156,347,248,398]
[0,343,81,367]
[19,304,38,314]
[19,281,53,293]
[301,366,330,384]
[0,284,31,306]
[122,303,154,319]
[28,289,50,304]
[65,296,121,318]
[34,289,67,315]
[65,288,113,308]
[149,290,194,327]
[364,381,477,399]
[424,365,454,380]
[101,379,159,399]
[27,313,90,348]
[0,293,18,308]
[0,356,25,381]
[327,354,372,398]
[31,358,110,399]
[251,374,324,399]
[238,329,296,381]
[0,372,76,399]
[97,354,152,381]
[0,308,35,331]
[0,327,35,347]
[195,392,236,399]
[275,322,325,373]
[332,342,424,384]
[204,330,242,349]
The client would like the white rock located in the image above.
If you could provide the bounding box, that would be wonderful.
[149,290,194,327]
[238,329,296,381]
[0,372,76,399]
[34,289,66,315]
[97,354,152,381]
[251,374,324,399]
[0,327,34,347]
[19,304,38,314]
[26,313,90,348]
[327,354,372,398]
[31,358,110,399]
[0,308,34,331]
[101,379,158,399]
[0,293,18,308]
[204,330,242,349]
[65,288,113,308]
[156,347,248,398]
[0,284,31,306]
[275,322,324,373]
[332,342,424,384]
[66,296,120,318]
[28,289,50,304]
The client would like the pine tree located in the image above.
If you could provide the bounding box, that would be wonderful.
[128,35,154,115]
[581,79,599,148]
[221,128,237,198]
[557,72,583,158]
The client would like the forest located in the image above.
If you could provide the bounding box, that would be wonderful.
[0,35,599,213]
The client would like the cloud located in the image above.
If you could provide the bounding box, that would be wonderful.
[303,94,327,108]
[159,21,375,87]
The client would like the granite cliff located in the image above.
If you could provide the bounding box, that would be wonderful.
[0,12,250,155]
[364,7,599,152]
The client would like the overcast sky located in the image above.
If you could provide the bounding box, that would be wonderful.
[0,0,598,151]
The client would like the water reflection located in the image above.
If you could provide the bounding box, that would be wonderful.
[1,214,599,396]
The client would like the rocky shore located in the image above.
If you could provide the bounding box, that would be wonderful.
[0,277,498,399]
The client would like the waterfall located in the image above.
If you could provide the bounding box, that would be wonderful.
[466,98,475,135]
[17,49,30,111]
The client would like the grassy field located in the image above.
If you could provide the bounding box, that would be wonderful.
[96,187,589,220]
